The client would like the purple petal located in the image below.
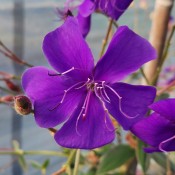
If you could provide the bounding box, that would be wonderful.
[149,98,175,122]
[99,0,133,20]
[78,0,95,17]
[54,93,115,149]
[43,17,94,82]
[144,147,161,153]
[105,82,156,130]
[77,13,91,38]
[159,136,175,152]
[94,26,157,83]
[131,113,175,149]
[22,66,85,128]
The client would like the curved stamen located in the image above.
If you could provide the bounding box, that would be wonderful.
[94,84,114,132]
[105,84,139,119]
[48,67,75,76]
[159,135,175,152]
[49,81,86,111]
[102,81,111,101]
[76,78,90,89]
[98,87,110,103]
[76,91,91,136]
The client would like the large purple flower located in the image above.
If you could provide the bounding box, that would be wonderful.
[76,0,133,37]
[131,98,175,153]
[22,17,156,149]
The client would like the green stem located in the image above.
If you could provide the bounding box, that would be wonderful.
[140,67,150,85]
[66,150,76,165]
[160,25,175,68]
[0,150,66,157]
[64,150,76,175]
[73,149,80,175]
[112,21,118,28]
[24,150,65,157]
[99,18,113,58]
[151,25,175,85]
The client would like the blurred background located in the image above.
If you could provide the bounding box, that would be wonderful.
[0,0,175,174]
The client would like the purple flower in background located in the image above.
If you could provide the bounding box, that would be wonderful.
[132,99,175,153]
[22,17,156,149]
[76,0,133,37]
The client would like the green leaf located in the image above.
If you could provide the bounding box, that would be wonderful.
[31,161,42,170]
[42,159,50,169]
[12,140,20,150]
[151,152,175,172]
[87,167,97,175]
[136,140,150,173]
[97,144,135,175]
[95,144,113,157]
[18,155,28,171]
[156,93,170,101]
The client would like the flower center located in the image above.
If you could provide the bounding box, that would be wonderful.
[47,68,139,135]
[87,82,95,91]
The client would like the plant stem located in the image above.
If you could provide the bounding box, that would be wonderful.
[0,40,33,67]
[99,18,113,58]
[157,79,175,96]
[140,68,150,85]
[152,25,175,85]
[0,86,16,95]
[143,0,174,86]
[73,149,80,175]
[166,153,172,175]
[0,150,66,157]
[67,150,76,165]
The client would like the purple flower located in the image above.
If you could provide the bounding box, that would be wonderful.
[131,98,175,153]
[22,17,156,149]
[76,0,133,37]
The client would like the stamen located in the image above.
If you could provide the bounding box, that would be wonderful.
[94,84,114,132]
[76,91,91,136]
[82,91,91,120]
[98,87,110,103]
[48,67,75,76]
[159,135,175,152]
[48,81,86,111]
[102,81,110,101]
[49,90,67,111]
[75,78,90,89]
[105,84,139,119]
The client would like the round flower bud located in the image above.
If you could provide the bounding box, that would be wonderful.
[14,95,32,115]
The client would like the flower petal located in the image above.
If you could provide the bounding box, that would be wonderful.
[54,93,115,149]
[149,98,175,122]
[105,82,156,130]
[77,13,91,38]
[160,136,175,152]
[131,113,175,149]
[22,66,85,128]
[43,17,94,82]
[99,0,133,20]
[94,26,157,83]
[78,0,95,17]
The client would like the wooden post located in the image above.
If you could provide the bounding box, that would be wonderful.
[144,0,174,85]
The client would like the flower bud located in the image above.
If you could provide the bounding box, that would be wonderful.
[14,95,32,115]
